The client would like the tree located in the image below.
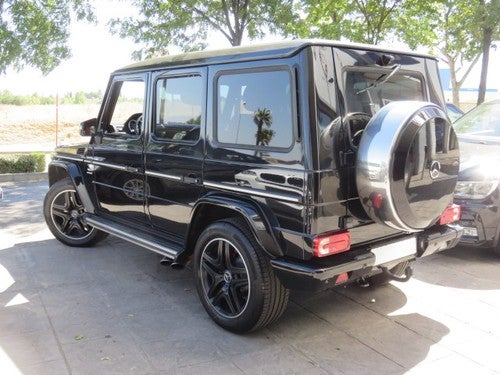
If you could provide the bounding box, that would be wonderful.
[342,0,401,44]
[0,0,95,74]
[253,108,274,146]
[401,0,500,105]
[290,0,498,106]
[476,0,500,104]
[288,0,404,44]
[109,0,297,59]
[399,0,493,105]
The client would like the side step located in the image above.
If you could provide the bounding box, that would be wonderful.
[84,214,182,261]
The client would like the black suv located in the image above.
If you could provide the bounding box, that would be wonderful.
[43,40,463,332]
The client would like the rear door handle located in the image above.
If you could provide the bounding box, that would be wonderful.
[183,174,201,184]
[125,166,140,173]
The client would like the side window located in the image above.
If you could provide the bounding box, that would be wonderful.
[216,70,293,149]
[154,75,203,141]
[104,79,145,136]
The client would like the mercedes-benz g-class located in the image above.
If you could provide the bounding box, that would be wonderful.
[44,40,463,332]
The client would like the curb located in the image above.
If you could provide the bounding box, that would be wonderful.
[0,172,48,183]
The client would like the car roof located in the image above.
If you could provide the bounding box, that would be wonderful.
[114,39,436,74]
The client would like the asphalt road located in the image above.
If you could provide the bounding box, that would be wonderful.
[1,180,499,374]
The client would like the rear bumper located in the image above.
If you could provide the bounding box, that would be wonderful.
[416,224,463,257]
[271,224,463,291]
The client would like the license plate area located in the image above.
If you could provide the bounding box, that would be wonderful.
[462,227,478,237]
[371,236,416,266]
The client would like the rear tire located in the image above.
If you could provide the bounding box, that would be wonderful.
[193,218,289,333]
[43,178,108,247]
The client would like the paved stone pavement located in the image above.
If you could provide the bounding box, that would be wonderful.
[1,180,499,374]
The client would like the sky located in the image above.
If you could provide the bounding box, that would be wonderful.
[1,0,499,99]
[1,0,231,96]
[2,1,136,95]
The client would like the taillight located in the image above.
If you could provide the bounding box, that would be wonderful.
[312,231,351,257]
[438,204,461,225]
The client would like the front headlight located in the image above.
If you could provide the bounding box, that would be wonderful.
[454,180,499,199]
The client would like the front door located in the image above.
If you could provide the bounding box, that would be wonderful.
[89,74,148,226]
[145,68,206,242]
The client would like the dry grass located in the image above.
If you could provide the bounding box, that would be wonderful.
[0,104,100,151]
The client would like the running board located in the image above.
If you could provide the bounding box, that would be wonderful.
[84,214,182,260]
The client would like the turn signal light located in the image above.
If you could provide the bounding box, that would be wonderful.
[312,231,351,257]
[438,204,461,225]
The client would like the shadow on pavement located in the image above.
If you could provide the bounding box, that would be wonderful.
[413,245,500,290]
[266,282,450,374]
[0,234,450,374]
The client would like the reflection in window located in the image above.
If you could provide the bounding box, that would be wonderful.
[345,69,424,115]
[154,75,203,141]
[454,101,500,136]
[217,70,293,148]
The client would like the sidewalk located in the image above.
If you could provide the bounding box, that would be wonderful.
[1,181,500,374]
[0,172,48,183]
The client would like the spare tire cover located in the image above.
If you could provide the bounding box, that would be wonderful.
[356,101,459,232]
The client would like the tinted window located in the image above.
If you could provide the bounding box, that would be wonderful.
[154,75,203,141]
[216,70,293,148]
[345,69,424,115]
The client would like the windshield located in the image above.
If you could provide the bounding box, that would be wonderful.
[345,69,424,115]
[454,100,500,138]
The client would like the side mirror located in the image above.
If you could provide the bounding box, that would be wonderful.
[80,118,98,136]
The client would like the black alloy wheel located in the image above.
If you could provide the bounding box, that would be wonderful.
[199,237,250,318]
[193,219,289,333]
[43,178,107,247]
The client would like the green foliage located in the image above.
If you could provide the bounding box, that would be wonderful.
[32,153,47,172]
[288,0,404,44]
[397,0,499,104]
[0,90,53,105]
[0,90,102,105]
[288,0,499,105]
[60,91,102,104]
[109,0,297,59]
[186,115,202,125]
[0,0,95,74]
[0,153,46,174]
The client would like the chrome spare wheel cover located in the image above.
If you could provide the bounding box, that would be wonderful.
[356,101,459,232]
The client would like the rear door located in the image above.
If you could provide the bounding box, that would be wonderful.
[145,68,206,241]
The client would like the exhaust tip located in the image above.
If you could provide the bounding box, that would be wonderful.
[160,257,185,270]
[160,257,172,266]
[170,262,184,270]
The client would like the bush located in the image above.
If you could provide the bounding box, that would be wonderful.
[0,153,46,173]
[0,90,103,106]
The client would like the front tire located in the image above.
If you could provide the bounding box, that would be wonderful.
[193,219,289,333]
[43,178,107,247]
